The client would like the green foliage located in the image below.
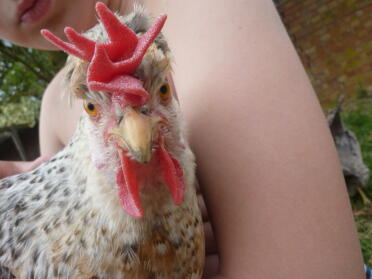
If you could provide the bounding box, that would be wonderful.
[0,40,66,129]
[355,215,372,266]
[356,87,369,99]
[0,96,41,130]
[343,99,372,173]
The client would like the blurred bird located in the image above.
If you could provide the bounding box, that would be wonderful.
[328,95,370,204]
[0,3,204,278]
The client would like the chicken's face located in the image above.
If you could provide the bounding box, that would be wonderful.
[42,3,186,218]
[80,48,184,219]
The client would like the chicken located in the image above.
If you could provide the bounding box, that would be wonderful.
[327,96,370,203]
[0,3,204,278]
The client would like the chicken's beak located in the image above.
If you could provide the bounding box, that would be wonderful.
[108,107,161,164]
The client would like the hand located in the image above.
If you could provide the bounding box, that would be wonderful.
[0,156,50,179]
[196,187,219,278]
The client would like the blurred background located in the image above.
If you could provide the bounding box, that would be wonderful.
[0,0,371,265]
[276,0,371,105]
[0,42,65,161]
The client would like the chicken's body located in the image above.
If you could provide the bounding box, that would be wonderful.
[0,4,204,279]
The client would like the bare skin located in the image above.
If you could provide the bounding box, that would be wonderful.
[0,156,49,178]
[0,0,365,278]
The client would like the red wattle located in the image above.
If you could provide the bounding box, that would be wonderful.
[157,145,185,205]
[117,150,143,218]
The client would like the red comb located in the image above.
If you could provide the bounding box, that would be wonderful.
[41,2,167,106]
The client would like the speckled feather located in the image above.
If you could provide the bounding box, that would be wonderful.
[0,6,204,279]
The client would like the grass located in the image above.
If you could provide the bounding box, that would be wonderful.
[339,94,372,265]
[355,214,372,266]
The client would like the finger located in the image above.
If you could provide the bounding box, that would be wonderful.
[204,221,218,255]
[38,155,52,163]
[195,180,201,194]
[26,155,52,172]
[203,254,219,279]
[198,193,209,221]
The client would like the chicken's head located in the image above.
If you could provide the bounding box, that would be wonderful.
[41,3,188,218]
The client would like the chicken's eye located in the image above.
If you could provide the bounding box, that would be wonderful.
[84,101,99,117]
[158,82,171,102]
